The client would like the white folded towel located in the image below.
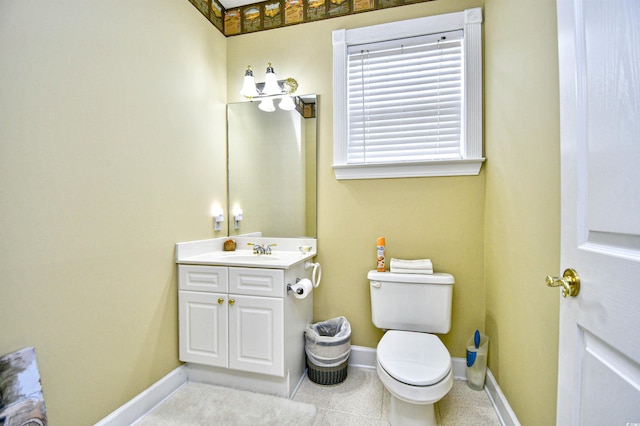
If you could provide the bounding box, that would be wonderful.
[390,268,434,275]
[390,258,433,270]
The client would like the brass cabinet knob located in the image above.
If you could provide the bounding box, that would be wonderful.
[229,299,235,305]
[546,268,580,298]
[217,298,224,304]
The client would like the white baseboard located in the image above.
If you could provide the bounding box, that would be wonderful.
[94,366,187,426]
[348,345,377,368]
[96,346,520,426]
[485,368,521,426]
[451,356,468,379]
[185,363,293,398]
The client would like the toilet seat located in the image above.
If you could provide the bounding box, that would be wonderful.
[377,330,451,386]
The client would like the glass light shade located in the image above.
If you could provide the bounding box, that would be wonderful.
[263,63,281,95]
[240,67,259,98]
[279,96,296,111]
[258,98,276,112]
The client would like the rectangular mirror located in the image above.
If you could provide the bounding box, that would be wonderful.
[227,95,317,238]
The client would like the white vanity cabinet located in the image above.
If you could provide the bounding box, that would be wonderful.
[178,261,312,397]
[179,265,285,376]
[175,237,316,398]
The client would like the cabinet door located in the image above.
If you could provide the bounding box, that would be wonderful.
[228,295,284,377]
[179,291,228,367]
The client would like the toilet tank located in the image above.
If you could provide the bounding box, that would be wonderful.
[368,271,454,334]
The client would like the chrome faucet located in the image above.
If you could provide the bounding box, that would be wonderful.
[248,243,277,255]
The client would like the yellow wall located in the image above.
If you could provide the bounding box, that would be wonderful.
[483,2,561,425]
[0,0,561,424]
[227,0,486,358]
[0,1,227,424]
[228,1,561,425]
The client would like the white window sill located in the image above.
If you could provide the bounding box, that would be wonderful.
[332,158,485,180]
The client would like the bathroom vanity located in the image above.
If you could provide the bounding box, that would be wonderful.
[175,237,317,398]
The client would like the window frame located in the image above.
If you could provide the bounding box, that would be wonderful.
[332,8,484,180]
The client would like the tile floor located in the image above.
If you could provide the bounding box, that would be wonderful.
[293,366,502,425]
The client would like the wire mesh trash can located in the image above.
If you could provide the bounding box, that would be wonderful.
[304,316,351,385]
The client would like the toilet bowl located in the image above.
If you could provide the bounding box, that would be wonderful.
[368,270,455,426]
[376,330,453,426]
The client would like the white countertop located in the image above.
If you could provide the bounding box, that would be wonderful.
[175,236,317,269]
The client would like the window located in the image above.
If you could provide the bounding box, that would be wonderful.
[332,8,484,180]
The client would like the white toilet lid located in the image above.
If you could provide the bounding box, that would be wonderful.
[377,330,451,386]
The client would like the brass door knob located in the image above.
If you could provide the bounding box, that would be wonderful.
[546,268,580,297]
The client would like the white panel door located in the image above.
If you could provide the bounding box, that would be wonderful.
[228,295,284,377]
[178,291,228,367]
[556,0,640,424]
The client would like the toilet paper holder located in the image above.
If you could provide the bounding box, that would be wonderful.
[287,278,314,299]
[287,278,304,294]
[287,278,305,295]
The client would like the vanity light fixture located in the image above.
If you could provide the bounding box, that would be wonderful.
[213,212,224,232]
[278,95,296,111]
[241,63,299,112]
[263,63,281,95]
[240,66,259,98]
[258,98,276,112]
[233,208,243,230]
[211,204,225,232]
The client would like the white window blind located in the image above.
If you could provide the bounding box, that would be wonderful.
[332,8,483,179]
[347,30,464,164]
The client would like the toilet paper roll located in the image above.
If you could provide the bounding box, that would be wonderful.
[290,278,313,299]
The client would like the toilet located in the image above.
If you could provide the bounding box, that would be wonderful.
[368,270,455,426]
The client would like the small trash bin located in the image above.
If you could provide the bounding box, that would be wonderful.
[304,316,351,385]
[466,330,489,390]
